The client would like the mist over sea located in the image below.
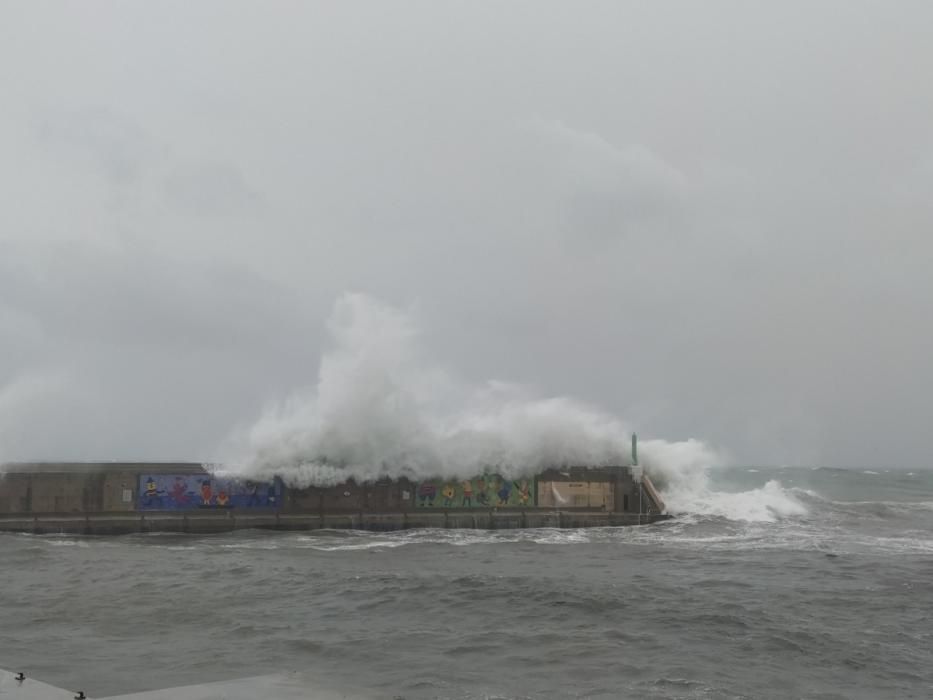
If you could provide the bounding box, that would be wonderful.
[2,466,931,699]
[3,3,933,699]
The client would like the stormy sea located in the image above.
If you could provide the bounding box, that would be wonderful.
[2,466,931,700]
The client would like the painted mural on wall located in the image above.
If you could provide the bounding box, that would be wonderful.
[137,474,282,510]
[416,475,534,508]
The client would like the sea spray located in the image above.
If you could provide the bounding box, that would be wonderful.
[639,441,806,521]
[228,293,742,515]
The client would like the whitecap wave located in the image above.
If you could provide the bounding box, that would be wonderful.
[37,537,91,547]
[224,294,720,488]
[663,480,808,522]
[639,442,807,523]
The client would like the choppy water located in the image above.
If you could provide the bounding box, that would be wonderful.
[2,467,932,699]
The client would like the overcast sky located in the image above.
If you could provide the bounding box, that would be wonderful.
[1,1,931,468]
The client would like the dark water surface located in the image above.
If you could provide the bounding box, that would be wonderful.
[2,467,932,699]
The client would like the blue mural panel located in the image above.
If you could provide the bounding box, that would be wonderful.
[137,474,282,510]
[415,475,534,508]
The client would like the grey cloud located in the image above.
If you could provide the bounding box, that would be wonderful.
[0,240,305,351]
[1,0,931,467]
[34,107,153,186]
[162,161,261,216]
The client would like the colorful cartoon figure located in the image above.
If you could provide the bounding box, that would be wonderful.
[418,482,437,507]
[461,480,474,507]
[200,480,213,506]
[515,479,531,506]
[216,490,230,507]
[142,477,163,507]
[476,478,489,506]
[170,477,189,506]
[266,483,278,506]
[486,476,499,504]
[245,481,260,507]
[497,479,513,506]
[441,483,455,507]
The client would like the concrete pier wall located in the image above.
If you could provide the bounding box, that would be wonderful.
[0,463,206,515]
[0,510,665,535]
[0,463,669,534]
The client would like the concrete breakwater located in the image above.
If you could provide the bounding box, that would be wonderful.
[0,463,668,535]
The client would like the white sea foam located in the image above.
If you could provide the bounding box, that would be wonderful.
[304,540,410,552]
[634,439,807,522]
[287,528,595,550]
[223,294,811,525]
[38,537,90,547]
[227,294,720,489]
[663,479,808,522]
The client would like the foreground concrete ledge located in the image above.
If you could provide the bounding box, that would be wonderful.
[101,673,374,700]
[0,669,379,699]
[0,668,78,699]
[0,510,669,535]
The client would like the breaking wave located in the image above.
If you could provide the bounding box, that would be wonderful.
[226,294,722,488]
[671,480,808,522]
[634,438,807,522]
[224,294,814,525]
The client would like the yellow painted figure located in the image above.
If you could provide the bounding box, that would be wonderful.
[441,484,455,507]
[461,480,474,507]
[516,479,531,506]
[142,477,163,507]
